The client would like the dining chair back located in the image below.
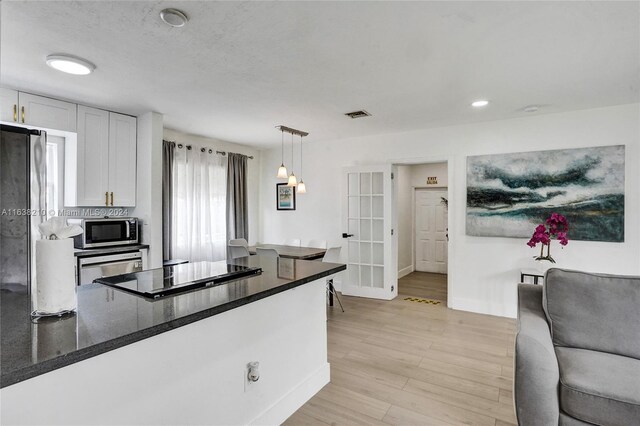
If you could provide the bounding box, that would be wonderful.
[322,246,342,263]
[229,245,250,260]
[322,247,344,312]
[284,238,301,247]
[307,239,328,249]
[256,247,279,258]
[229,238,248,247]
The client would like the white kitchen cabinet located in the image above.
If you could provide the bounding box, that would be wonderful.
[18,92,77,132]
[66,106,136,207]
[108,112,137,207]
[0,87,18,123]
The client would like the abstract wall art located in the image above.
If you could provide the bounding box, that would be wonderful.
[466,145,625,242]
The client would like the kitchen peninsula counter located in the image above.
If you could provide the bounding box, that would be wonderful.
[1,255,345,405]
[1,255,344,425]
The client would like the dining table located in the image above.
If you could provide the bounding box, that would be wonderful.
[247,244,326,260]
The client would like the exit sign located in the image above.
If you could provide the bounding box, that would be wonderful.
[427,177,438,185]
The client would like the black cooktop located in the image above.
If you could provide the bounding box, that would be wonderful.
[95,261,262,299]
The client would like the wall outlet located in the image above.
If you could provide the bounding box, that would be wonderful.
[244,361,260,392]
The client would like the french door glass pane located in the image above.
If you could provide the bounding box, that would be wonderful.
[372,243,383,265]
[372,219,383,242]
[372,172,383,194]
[360,173,371,194]
[348,173,359,195]
[360,219,371,241]
[348,265,359,286]
[360,266,372,287]
[349,241,359,263]
[348,196,359,218]
[360,242,371,264]
[372,196,383,218]
[360,196,371,218]
[372,266,384,288]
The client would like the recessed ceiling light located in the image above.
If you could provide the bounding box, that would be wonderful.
[160,8,189,27]
[45,54,95,75]
[523,105,540,113]
[471,100,489,108]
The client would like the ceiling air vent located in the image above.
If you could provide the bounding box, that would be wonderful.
[344,110,371,119]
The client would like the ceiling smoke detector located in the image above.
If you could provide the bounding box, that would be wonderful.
[345,110,371,119]
[160,8,189,27]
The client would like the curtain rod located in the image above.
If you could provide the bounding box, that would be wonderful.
[163,140,253,159]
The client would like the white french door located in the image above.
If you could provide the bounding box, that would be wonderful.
[342,165,397,300]
[415,189,448,274]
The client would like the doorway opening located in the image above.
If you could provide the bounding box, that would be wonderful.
[394,161,448,305]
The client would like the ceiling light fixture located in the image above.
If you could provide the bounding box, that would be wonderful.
[471,100,490,108]
[276,126,308,189]
[160,8,189,27]
[45,54,95,75]
[297,134,306,194]
[277,129,288,178]
[523,105,540,113]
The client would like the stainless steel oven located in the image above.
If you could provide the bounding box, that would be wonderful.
[68,217,139,249]
[78,251,143,285]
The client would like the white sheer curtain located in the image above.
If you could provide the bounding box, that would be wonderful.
[171,146,227,262]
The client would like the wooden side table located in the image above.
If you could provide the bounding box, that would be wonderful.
[521,268,545,285]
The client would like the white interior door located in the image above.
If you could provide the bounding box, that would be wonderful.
[415,189,448,274]
[342,165,397,300]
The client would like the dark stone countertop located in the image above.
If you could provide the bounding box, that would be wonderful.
[0,256,345,388]
[73,244,150,257]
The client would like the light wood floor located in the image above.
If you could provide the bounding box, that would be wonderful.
[283,272,517,426]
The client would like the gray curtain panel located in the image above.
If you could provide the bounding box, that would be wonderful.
[226,153,248,250]
[162,141,175,261]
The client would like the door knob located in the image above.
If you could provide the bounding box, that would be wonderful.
[342,233,354,238]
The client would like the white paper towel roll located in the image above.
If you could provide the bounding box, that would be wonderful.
[35,238,77,314]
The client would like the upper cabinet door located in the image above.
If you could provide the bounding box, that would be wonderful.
[0,88,19,123]
[19,92,77,132]
[108,112,137,207]
[76,105,110,206]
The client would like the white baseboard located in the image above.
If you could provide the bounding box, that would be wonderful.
[398,265,414,279]
[250,363,330,425]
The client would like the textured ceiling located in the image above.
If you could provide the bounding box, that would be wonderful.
[1,1,638,147]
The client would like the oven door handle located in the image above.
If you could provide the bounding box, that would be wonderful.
[79,252,142,267]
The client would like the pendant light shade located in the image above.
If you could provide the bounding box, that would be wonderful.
[277,164,288,179]
[287,173,298,186]
[276,129,288,178]
[297,179,306,193]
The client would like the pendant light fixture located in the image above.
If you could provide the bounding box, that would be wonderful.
[276,129,288,178]
[287,132,298,186]
[297,134,306,193]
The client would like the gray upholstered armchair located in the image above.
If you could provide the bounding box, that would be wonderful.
[514,268,640,426]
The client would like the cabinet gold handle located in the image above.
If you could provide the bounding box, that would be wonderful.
[13,104,17,122]
[21,106,25,123]
[105,191,109,206]
[110,192,114,206]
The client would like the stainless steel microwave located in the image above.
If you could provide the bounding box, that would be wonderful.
[67,217,139,249]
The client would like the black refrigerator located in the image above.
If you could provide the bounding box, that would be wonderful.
[0,124,46,292]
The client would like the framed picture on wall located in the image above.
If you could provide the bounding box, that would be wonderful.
[276,183,296,210]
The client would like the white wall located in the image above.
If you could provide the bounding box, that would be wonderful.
[396,166,413,276]
[163,128,261,245]
[259,104,640,318]
[131,112,163,268]
[410,162,448,188]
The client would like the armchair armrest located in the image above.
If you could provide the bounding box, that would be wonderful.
[515,284,560,426]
